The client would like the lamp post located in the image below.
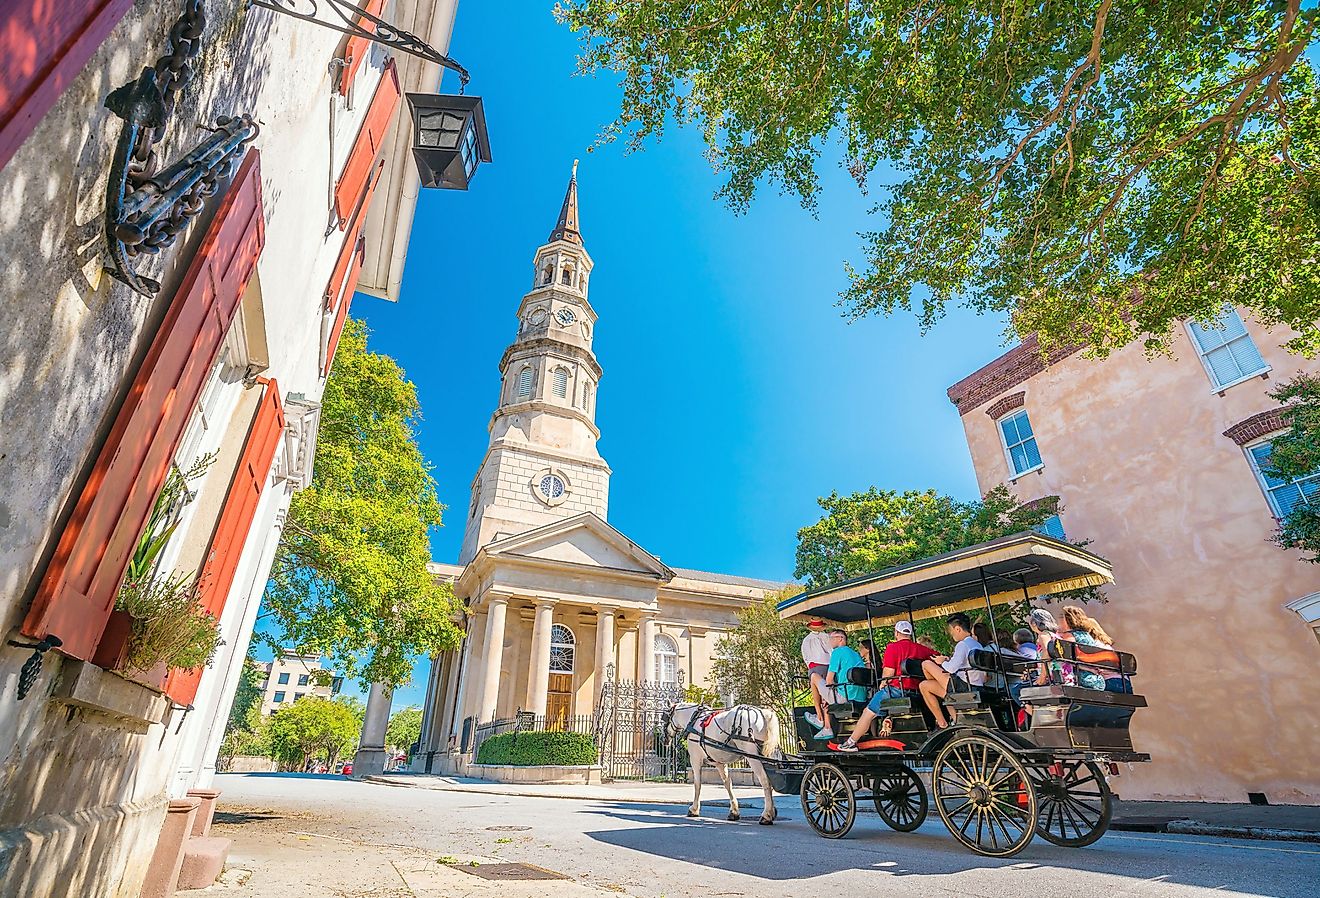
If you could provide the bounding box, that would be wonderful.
[406,93,491,190]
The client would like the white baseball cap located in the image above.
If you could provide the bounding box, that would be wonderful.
[895,620,914,636]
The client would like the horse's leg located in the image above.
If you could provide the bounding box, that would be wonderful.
[749,758,776,825]
[717,761,739,821]
[687,740,704,818]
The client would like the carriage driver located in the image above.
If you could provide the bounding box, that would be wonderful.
[801,619,834,732]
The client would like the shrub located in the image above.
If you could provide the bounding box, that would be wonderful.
[475,731,597,766]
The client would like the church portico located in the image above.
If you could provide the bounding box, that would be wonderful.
[418,165,785,767]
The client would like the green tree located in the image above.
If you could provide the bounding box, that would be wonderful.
[558,2,1320,357]
[1268,373,1320,561]
[385,706,424,755]
[795,485,1065,588]
[263,319,462,687]
[710,586,807,731]
[268,696,362,770]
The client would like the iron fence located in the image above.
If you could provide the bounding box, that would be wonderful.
[469,712,597,760]
[595,665,685,781]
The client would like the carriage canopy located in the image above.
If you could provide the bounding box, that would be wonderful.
[777,532,1114,629]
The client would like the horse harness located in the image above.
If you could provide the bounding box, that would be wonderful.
[682,704,763,753]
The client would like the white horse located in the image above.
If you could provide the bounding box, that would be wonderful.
[663,702,781,825]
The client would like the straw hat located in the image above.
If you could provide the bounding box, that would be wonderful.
[806,618,827,630]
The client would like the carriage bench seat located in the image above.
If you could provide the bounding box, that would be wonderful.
[1019,685,1147,708]
[942,689,985,710]
[879,696,914,712]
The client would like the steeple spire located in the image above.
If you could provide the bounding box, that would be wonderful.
[548,159,581,245]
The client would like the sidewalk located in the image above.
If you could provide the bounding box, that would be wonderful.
[178,817,642,898]
[369,772,1320,842]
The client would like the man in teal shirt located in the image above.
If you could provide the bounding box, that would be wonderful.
[818,629,867,738]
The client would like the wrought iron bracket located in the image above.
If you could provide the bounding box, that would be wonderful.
[247,0,471,89]
[7,635,63,701]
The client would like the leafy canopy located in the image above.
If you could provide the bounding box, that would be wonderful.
[263,319,462,687]
[794,484,1065,588]
[1268,373,1320,561]
[385,706,424,754]
[268,695,363,768]
[558,2,1320,356]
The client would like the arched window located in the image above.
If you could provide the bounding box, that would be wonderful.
[654,634,679,684]
[549,624,575,673]
[540,266,552,286]
[561,267,574,286]
[516,366,533,399]
[552,367,569,398]
[582,380,594,413]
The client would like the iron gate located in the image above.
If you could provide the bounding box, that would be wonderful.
[594,663,685,781]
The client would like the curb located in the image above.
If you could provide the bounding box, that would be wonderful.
[361,775,714,806]
[1111,819,1320,843]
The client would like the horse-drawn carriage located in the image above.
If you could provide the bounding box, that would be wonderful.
[769,531,1149,857]
[671,531,1149,858]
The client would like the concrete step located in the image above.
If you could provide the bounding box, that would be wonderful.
[176,835,231,891]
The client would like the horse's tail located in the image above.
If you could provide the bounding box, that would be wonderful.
[761,707,783,760]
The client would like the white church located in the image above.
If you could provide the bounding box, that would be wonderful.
[415,165,782,765]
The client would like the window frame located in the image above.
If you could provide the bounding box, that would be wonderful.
[273,691,286,703]
[552,366,569,399]
[997,408,1044,479]
[277,672,290,685]
[1184,307,1271,393]
[515,366,534,399]
[549,623,575,674]
[654,633,680,685]
[1245,434,1320,519]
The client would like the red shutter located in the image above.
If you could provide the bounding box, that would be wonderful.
[337,0,387,96]
[22,151,265,660]
[164,380,285,705]
[0,0,134,171]
[333,60,399,227]
[323,158,383,375]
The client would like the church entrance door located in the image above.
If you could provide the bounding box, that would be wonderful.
[546,673,573,728]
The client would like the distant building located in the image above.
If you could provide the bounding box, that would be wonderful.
[257,653,344,716]
[948,306,1320,804]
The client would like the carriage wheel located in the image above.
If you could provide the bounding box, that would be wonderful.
[872,766,928,832]
[1030,761,1113,847]
[800,762,857,839]
[933,734,1037,858]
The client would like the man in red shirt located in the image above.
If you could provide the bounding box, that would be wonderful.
[835,620,936,751]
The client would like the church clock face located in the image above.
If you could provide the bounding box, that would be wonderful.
[555,308,577,327]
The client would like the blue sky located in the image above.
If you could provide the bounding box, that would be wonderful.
[294,5,1015,708]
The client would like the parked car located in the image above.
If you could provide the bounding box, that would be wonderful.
[340,762,353,776]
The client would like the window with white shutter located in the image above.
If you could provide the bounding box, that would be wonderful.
[998,409,1043,477]
[654,634,679,684]
[553,367,569,398]
[1187,307,1270,390]
[516,366,533,399]
[1247,439,1320,517]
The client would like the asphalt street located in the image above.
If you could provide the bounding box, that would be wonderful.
[214,773,1319,898]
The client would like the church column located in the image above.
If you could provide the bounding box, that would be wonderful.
[595,607,616,701]
[457,610,487,731]
[478,597,509,722]
[526,600,556,715]
[636,613,657,684]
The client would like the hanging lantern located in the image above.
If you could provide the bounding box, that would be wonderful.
[406,93,491,190]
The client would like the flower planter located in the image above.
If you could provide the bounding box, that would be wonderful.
[92,610,169,691]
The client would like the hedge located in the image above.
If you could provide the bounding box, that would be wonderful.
[475,731,598,766]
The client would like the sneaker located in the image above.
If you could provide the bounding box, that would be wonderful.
[835,739,859,753]
[804,712,822,729]
[815,727,834,739]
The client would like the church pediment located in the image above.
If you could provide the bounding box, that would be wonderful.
[480,513,673,580]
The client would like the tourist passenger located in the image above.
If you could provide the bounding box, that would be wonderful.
[1013,628,1039,659]
[834,620,936,751]
[917,613,985,729]
[817,629,868,739]
[1061,605,1129,692]
[858,638,879,670]
[801,619,834,730]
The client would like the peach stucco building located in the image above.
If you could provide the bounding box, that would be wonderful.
[949,307,1320,804]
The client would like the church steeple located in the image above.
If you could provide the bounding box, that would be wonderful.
[458,162,610,564]
[548,159,581,245]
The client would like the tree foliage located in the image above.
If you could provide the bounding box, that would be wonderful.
[268,696,363,769]
[264,319,462,687]
[1268,373,1320,561]
[558,1,1320,357]
[710,586,807,730]
[794,485,1067,588]
[385,706,424,754]
[226,655,265,734]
